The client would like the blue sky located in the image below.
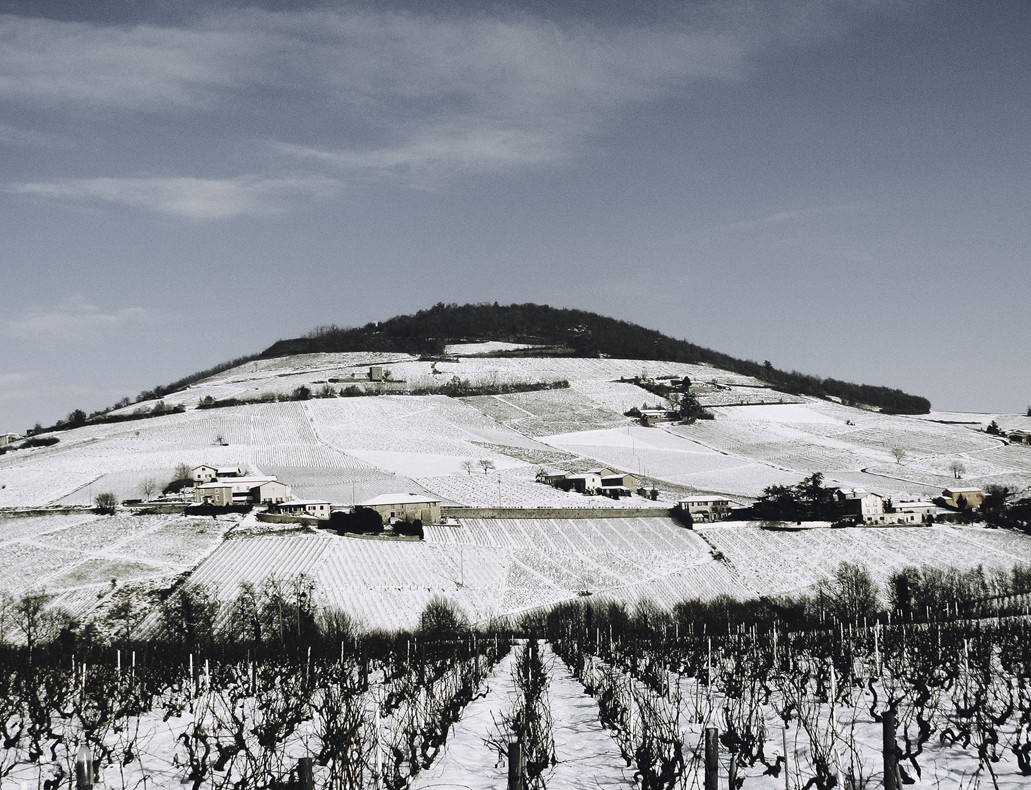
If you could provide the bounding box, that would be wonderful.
[1,1,1028,432]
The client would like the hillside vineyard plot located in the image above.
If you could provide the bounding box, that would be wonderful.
[546,608,1031,789]
[699,524,1031,600]
[0,634,511,790]
[182,519,718,630]
[8,612,1031,789]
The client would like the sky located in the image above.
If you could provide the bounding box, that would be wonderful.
[0,0,1028,433]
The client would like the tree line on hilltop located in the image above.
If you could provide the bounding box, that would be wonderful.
[261,302,931,414]
[27,302,931,434]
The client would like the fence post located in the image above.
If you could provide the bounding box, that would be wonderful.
[75,743,94,790]
[296,756,314,790]
[508,740,525,790]
[704,727,719,790]
[883,709,898,790]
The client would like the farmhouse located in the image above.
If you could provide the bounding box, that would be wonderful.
[0,432,22,447]
[678,495,739,522]
[192,465,244,484]
[194,476,290,506]
[275,500,332,520]
[836,489,885,523]
[943,487,984,510]
[601,472,638,490]
[191,465,218,484]
[891,500,937,523]
[358,493,441,524]
[560,471,605,494]
[1008,430,1031,446]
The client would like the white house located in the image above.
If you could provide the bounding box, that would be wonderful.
[836,489,886,523]
[892,501,937,523]
[194,476,290,506]
[561,472,604,494]
[191,465,219,484]
[357,493,441,524]
[276,500,332,520]
[678,495,739,522]
[0,433,23,448]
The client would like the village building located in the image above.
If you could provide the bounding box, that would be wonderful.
[678,495,738,522]
[0,432,23,448]
[192,465,245,484]
[601,472,638,490]
[191,465,218,484]
[1007,430,1031,446]
[194,476,290,506]
[836,489,886,523]
[357,493,441,524]
[560,471,605,494]
[942,487,984,510]
[891,500,937,523]
[275,500,333,520]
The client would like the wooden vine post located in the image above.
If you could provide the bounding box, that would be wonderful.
[75,743,94,790]
[704,727,720,790]
[508,739,526,790]
[883,708,899,790]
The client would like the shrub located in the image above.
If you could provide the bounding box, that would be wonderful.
[94,492,118,514]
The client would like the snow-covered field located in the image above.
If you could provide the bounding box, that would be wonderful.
[4,351,1029,510]
[0,511,233,621]
[3,350,1031,634]
[183,516,720,631]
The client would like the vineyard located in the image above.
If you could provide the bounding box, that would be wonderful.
[6,593,1031,789]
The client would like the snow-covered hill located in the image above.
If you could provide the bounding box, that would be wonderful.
[2,349,1031,630]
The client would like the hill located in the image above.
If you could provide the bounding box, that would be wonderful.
[259,302,932,414]
[2,328,1030,634]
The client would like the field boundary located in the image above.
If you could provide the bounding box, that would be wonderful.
[442,506,672,519]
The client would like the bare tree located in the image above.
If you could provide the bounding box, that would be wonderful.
[479,458,496,475]
[461,459,475,476]
[106,591,149,645]
[14,590,54,651]
[139,477,159,501]
[949,460,966,479]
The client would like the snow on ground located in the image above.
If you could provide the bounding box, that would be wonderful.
[5,354,1030,509]
[183,517,719,630]
[445,341,543,355]
[0,512,235,620]
[411,643,634,790]
[698,522,1031,601]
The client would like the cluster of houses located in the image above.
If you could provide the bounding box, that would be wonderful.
[675,487,985,526]
[185,464,992,530]
[834,488,939,525]
[540,467,647,498]
[189,464,441,524]
[835,486,990,524]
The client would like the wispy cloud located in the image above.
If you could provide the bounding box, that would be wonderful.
[0,2,892,200]
[5,296,156,339]
[719,204,865,232]
[0,14,255,109]
[7,174,339,219]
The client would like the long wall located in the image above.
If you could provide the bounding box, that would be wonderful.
[442,506,673,520]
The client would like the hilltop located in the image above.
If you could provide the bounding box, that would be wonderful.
[260,302,931,414]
